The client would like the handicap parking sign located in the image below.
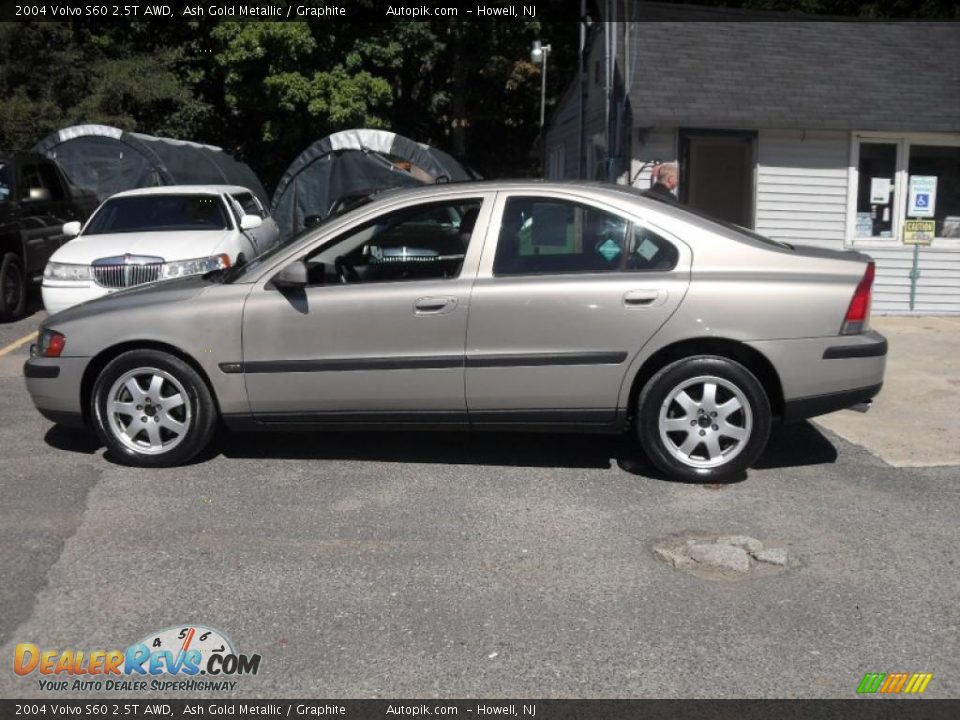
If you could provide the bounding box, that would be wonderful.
[908,176,937,218]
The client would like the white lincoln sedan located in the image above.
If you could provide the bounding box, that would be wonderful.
[41,185,279,314]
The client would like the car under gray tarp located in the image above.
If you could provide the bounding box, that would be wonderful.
[272,128,475,239]
[32,124,269,205]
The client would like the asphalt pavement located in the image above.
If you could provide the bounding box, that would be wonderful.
[0,304,957,699]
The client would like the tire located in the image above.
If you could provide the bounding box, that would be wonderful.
[91,349,218,467]
[636,356,771,483]
[0,251,27,322]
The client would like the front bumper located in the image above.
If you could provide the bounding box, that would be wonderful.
[41,282,111,315]
[23,356,89,428]
[748,330,887,422]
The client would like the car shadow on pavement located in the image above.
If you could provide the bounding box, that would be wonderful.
[754,420,838,469]
[211,420,838,483]
[44,419,838,484]
[44,424,101,454]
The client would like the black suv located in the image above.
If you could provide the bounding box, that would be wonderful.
[0,151,98,321]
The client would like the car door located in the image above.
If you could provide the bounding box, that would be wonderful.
[240,192,494,422]
[465,191,692,426]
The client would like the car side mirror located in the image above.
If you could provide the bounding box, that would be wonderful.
[272,260,308,288]
[26,187,51,202]
[62,221,81,237]
[304,214,324,228]
[239,214,263,231]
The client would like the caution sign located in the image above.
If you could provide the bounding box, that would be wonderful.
[903,219,935,246]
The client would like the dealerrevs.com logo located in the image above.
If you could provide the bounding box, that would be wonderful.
[13,625,261,692]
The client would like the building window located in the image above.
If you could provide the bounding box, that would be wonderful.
[851,134,960,244]
[908,145,960,238]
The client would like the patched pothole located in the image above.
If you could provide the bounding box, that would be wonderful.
[652,533,790,581]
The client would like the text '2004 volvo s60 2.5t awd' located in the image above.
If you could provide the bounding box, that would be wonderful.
[23,182,887,482]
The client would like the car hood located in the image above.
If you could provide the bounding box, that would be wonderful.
[44,274,212,326]
[50,230,234,264]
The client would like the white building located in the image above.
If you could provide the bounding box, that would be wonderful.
[544,15,960,314]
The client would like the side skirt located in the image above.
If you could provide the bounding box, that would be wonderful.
[222,409,626,434]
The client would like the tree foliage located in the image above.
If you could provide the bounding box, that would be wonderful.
[0,19,575,190]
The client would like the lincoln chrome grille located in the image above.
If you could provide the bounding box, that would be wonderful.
[91,256,164,289]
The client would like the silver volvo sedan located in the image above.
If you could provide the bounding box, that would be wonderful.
[24,182,886,482]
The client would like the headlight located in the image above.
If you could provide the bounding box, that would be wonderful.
[43,262,92,281]
[161,254,231,279]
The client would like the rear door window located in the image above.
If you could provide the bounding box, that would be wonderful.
[493,197,678,276]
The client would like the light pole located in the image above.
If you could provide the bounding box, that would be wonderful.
[530,40,552,129]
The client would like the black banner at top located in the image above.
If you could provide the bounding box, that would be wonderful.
[5,0,567,23]
[4,699,960,720]
[0,0,948,23]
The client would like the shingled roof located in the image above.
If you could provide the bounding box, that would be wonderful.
[626,21,960,133]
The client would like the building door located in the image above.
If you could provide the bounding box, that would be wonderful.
[680,130,756,228]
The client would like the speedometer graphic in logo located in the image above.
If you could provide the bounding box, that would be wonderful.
[126,623,260,678]
[137,625,234,660]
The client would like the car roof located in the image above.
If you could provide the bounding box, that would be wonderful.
[350,179,691,217]
[107,185,258,199]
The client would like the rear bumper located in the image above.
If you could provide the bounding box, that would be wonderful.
[782,382,883,422]
[748,330,887,420]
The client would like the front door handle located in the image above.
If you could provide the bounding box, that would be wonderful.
[623,289,668,307]
[414,296,457,315]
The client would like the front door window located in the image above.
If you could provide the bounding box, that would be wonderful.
[306,199,482,285]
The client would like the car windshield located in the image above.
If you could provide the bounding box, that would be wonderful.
[83,195,230,235]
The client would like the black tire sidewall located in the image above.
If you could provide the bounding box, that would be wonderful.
[637,356,771,483]
[92,349,217,467]
[0,252,26,320]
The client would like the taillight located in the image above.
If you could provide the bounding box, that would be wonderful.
[841,261,875,335]
[37,330,66,357]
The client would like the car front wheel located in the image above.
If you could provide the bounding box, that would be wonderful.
[92,350,217,467]
[637,356,771,483]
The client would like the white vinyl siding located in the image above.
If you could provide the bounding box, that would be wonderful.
[868,247,960,315]
[755,129,849,249]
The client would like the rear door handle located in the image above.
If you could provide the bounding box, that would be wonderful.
[414,296,457,315]
[623,289,668,307]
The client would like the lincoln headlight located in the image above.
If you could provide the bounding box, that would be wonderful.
[43,262,93,281]
[161,254,231,279]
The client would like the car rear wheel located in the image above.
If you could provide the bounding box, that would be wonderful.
[637,356,771,483]
[0,252,26,321]
[92,350,217,467]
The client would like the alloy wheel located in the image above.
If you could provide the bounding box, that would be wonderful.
[106,367,191,455]
[658,374,753,469]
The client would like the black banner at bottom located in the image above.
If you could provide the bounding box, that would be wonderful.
[4,700,960,720]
